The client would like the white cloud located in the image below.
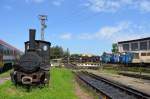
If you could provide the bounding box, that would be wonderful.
[95,22,130,38]
[78,33,94,40]
[83,0,121,12]
[25,0,45,3]
[3,5,12,10]
[77,21,150,42]
[60,33,72,40]
[52,0,64,6]
[84,0,150,13]
[111,31,150,43]
[78,21,130,40]
[139,1,150,12]
[57,21,150,44]
[21,0,65,5]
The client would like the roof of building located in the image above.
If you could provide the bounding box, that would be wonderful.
[0,40,21,52]
[118,37,150,44]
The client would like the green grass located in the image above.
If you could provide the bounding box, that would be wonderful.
[0,70,11,78]
[0,68,77,99]
[123,67,150,73]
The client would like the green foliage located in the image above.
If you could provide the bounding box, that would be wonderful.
[102,66,150,74]
[50,46,64,59]
[111,43,118,53]
[50,46,70,59]
[0,68,77,99]
[63,48,70,57]
[0,70,11,78]
[70,54,81,57]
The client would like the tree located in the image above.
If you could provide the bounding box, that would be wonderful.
[63,48,70,57]
[111,43,118,53]
[50,46,64,59]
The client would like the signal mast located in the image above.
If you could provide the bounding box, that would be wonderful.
[39,15,48,41]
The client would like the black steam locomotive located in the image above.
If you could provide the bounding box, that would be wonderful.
[10,29,51,86]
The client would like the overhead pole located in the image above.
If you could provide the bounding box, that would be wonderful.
[39,15,48,41]
[67,48,69,64]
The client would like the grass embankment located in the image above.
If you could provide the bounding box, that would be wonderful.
[0,68,77,99]
[0,70,11,78]
[99,66,150,74]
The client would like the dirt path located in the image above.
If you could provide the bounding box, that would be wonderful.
[0,77,10,84]
[75,81,95,99]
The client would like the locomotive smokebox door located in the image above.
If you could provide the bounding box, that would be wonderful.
[10,29,51,86]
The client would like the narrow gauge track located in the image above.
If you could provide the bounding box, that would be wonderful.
[75,71,150,99]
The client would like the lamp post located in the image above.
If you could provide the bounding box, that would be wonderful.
[139,60,143,79]
[39,15,48,41]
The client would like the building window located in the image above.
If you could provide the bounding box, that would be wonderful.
[149,41,150,49]
[0,44,3,55]
[141,53,146,56]
[131,42,138,51]
[147,53,150,56]
[133,53,139,59]
[123,44,129,51]
[140,41,147,50]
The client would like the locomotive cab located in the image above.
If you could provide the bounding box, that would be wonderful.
[25,40,51,71]
[11,29,51,86]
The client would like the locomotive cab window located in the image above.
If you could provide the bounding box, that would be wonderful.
[26,43,29,50]
[43,45,48,51]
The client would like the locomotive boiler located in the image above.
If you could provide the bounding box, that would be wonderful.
[10,29,51,86]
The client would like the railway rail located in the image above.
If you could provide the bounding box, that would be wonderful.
[75,71,150,99]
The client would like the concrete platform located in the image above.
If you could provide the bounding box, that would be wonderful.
[84,70,150,96]
[119,71,150,80]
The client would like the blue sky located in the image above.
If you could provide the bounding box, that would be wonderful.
[0,0,150,55]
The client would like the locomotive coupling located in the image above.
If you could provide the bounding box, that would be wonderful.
[22,76,33,85]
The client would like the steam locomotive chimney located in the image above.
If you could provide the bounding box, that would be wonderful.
[29,29,36,50]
